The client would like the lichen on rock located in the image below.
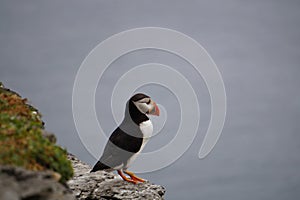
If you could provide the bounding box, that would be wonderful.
[0,83,73,183]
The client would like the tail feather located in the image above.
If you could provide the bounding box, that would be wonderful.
[90,161,110,172]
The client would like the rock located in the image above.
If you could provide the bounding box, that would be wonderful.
[0,166,76,200]
[0,154,166,200]
[67,154,166,200]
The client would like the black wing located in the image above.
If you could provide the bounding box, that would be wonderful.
[91,127,143,172]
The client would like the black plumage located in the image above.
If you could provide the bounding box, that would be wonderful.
[91,93,150,172]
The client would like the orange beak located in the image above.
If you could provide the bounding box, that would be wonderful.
[148,101,160,116]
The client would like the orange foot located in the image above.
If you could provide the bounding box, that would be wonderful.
[117,170,145,184]
[124,170,145,183]
[117,170,138,184]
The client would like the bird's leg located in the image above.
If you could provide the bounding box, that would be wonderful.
[124,170,145,182]
[117,170,138,184]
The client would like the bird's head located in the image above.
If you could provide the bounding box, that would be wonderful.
[130,93,160,116]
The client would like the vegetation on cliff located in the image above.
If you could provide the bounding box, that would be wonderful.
[0,82,73,182]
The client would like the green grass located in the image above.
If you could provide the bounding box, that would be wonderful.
[0,83,73,182]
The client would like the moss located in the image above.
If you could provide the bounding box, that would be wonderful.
[0,84,73,183]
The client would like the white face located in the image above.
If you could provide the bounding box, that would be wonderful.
[133,97,152,114]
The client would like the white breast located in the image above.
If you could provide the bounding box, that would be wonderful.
[139,120,153,150]
[125,120,153,169]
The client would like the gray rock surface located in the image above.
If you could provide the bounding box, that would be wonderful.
[67,154,166,200]
[0,154,165,200]
[0,166,75,200]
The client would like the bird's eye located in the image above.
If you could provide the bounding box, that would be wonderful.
[146,99,151,104]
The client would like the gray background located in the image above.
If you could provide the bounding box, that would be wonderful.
[1,0,300,199]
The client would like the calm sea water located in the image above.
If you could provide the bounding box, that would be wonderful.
[1,1,300,199]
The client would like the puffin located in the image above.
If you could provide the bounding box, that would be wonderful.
[91,93,160,184]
